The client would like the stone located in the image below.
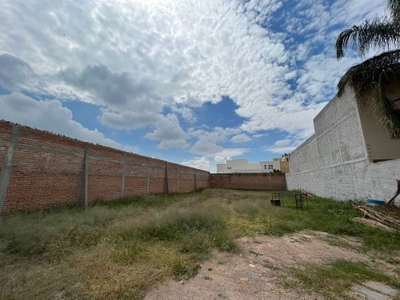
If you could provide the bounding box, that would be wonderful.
[363,281,398,297]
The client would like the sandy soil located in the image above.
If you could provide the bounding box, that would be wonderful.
[145,231,397,300]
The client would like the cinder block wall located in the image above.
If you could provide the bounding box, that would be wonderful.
[286,86,400,203]
[0,121,210,214]
[209,173,286,190]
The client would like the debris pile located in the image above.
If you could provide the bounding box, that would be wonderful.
[356,205,400,230]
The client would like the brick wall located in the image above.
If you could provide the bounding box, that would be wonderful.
[0,121,210,214]
[209,173,286,190]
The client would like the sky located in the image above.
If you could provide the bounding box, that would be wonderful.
[0,0,390,172]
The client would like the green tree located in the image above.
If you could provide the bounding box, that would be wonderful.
[335,0,400,137]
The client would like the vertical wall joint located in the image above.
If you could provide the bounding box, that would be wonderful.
[164,165,169,194]
[0,125,20,214]
[121,153,127,198]
[78,143,89,208]
[146,165,150,194]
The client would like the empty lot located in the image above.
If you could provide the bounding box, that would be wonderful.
[1,189,399,299]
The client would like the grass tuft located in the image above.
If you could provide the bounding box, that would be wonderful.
[293,259,400,298]
[1,189,400,299]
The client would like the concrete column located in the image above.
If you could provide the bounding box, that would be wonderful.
[269,174,272,190]
[177,166,180,192]
[146,165,150,194]
[0,125,20,214]
[121,153,127,198]
[164,165,169,194]
[78,144,89,207]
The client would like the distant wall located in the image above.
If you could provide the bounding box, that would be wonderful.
[0,121,210,214]
[210,173,286,190]
[286,86,400,204]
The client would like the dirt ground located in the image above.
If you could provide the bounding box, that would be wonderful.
[145,231,397,300]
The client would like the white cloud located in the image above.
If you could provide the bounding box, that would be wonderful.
[0,92,138,152]
[0,54,40,91]
[171,106,196,123]
[0,0,392,159]
[181,156,211,172]
[265,137,303,154]
[231,133,251,144]
[145,114,188,149]
[189,127,244,155]
[274,139,291,147]
[100,110,163,130]
[214,148,248,162]
[0,0,297,137]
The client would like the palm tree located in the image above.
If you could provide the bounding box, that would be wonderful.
[335,0,400,137]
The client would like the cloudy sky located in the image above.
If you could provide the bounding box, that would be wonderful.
[0,0,389,171]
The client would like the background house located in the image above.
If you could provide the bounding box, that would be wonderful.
[217,156,289,174]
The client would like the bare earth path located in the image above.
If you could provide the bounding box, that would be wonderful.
[145,231,398,300]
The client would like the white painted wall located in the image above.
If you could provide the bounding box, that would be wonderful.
[286,85,400,205]
[217,159,280,173]
[259,160,280,171]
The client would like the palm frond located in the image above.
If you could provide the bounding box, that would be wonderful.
[388,0,400,22]
[373,70,400,137]
[337,50,400,137]
[336,18,400,59]
[338,49,400,96]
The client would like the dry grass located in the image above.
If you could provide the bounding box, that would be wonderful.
[1,189,399,299]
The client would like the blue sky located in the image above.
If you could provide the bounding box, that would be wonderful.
[0,0,389,172]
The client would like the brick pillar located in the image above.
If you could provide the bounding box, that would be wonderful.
[0,125,20,214]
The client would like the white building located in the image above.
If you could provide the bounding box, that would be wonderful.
[216,159,280,173]
[286,84,400,204]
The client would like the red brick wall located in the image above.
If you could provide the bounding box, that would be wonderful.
[0,120,288,215]
[0,121,210,214]
[209,173,286,191]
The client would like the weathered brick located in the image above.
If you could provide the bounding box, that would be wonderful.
[210,173,285,190]
[0,121,210,214]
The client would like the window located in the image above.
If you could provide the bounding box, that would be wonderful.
[268,164,273,169]
[227,167,232,170]
[264,165,267,169]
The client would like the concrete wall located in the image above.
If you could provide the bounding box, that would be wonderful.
[279,161,289,173]
[286,86,400,204]
[210,173,286,190]
[259,160,281,172]
[358,101,400,161]
[0,121,210,214]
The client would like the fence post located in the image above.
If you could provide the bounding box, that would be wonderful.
[84,145,89,207]
[120,153,127,198]
[164,165,169,194]
[269,174,272,190]
[147,165,150,194]
[0,125,20,214]
[177,166,180,192]
[78,143,89,208]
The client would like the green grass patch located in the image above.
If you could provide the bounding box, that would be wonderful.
[293,259,400,299]
[1,189,399,299]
